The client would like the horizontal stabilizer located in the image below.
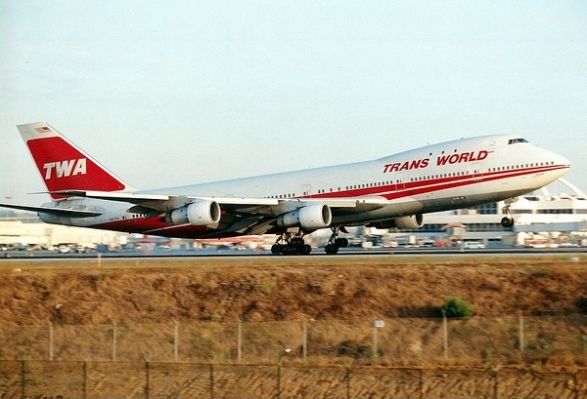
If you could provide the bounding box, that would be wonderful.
[0,203,102,218]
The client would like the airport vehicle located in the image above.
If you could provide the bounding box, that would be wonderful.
[463,241,486,249]
[0,122,571,254]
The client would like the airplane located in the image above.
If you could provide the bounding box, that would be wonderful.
[0,122,571,255]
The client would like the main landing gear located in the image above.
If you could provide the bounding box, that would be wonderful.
[324,227,349,255]
[271,233,312,255]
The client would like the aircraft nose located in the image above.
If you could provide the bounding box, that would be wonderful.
[555,152,571,169]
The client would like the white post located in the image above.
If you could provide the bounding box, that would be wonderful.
[173,320,179,362]
[112,320,117,361]
[48,321,54,361]
[97,253,102,268]
[442,311,448,359]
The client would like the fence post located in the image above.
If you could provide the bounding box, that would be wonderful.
[493,368,499,399]
[372,324,378,360]
[442,311,448,360]
[518,313,525,353]
[209,363,215,399]
[48,320,54,361]
[236,318,242,361]
[21,359,26,398]
[145,361,150,399]
[276,363,281,399]
[83,361,88,399]
[174,320,179,361]
[346,367,351,399]
[112,320,117,361]
[419,368,424,399]
[302,318,307,361]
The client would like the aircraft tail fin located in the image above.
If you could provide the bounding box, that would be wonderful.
[18,122,133,200]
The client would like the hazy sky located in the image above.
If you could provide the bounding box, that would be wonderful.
[1,1,586,204]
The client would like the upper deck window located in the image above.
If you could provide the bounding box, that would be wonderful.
[508,138,528,144]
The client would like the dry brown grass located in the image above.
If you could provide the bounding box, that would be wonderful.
[1,255,586,397]
[0,254,586,324]
[0,255,585,366]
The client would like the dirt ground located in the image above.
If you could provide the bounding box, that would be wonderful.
[0,254,586,398]
[0,254,585,324]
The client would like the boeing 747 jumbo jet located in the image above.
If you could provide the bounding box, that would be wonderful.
[0,122,571,254]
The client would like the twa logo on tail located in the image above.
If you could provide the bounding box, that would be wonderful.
[43,158,87,180]
[18,122,132,199]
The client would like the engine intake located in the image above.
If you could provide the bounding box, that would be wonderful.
[168,201,221,226]
[277,204,332,230]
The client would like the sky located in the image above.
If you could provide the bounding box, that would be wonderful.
[1,1,587,205]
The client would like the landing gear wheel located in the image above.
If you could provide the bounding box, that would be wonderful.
[324,226,346,254]
[325,244,339,255]
[291,237,305,248]
[335,237,349,248]
[501,217,514,228]
[272,233,311,255]
[501,198,517,229]
[282,245,296,255]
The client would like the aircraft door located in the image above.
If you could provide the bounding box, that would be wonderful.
[395,172,405,191]
[472,162,482,181]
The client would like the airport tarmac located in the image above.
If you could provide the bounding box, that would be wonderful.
[1,245,586,260]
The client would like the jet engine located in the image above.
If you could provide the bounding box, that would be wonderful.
[369,214,423,229]
[277,204,332,230]
[168,201,221,225]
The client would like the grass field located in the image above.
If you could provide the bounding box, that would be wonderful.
[0,254,585,324]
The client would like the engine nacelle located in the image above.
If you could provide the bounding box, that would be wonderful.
[370,214,424,229]
[168,201,221,226]
[277,204,332,230]
[393,214,424,229]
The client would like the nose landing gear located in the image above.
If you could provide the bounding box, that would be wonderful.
[501,198,517,228]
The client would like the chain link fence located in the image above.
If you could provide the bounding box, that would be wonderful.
[0,360,586,399]
[0,316,585,365]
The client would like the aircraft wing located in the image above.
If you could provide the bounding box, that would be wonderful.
[50,190,390,212]
[0,203,102,217]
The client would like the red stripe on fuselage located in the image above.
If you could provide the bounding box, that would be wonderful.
[304,164,566,200]
[87,164,567,237]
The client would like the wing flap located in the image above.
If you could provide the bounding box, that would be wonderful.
[0,203,102,217]
[49,190,391,214]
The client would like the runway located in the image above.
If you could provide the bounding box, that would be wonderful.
[1,245,586,260]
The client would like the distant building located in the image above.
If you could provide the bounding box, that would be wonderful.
[0,212,127,248]
[1,179,586,248]
[387,178,587,242]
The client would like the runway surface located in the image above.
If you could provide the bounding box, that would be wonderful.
[1,246,586,261]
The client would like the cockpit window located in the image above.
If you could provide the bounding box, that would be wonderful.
[508,138,528,144]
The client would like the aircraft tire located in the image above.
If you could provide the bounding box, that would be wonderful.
[335,238,349,248]
[500,217,514,228]
[291,237,305,248]
[325,244,339,255]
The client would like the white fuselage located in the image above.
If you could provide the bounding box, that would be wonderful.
[40,134,570,238]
